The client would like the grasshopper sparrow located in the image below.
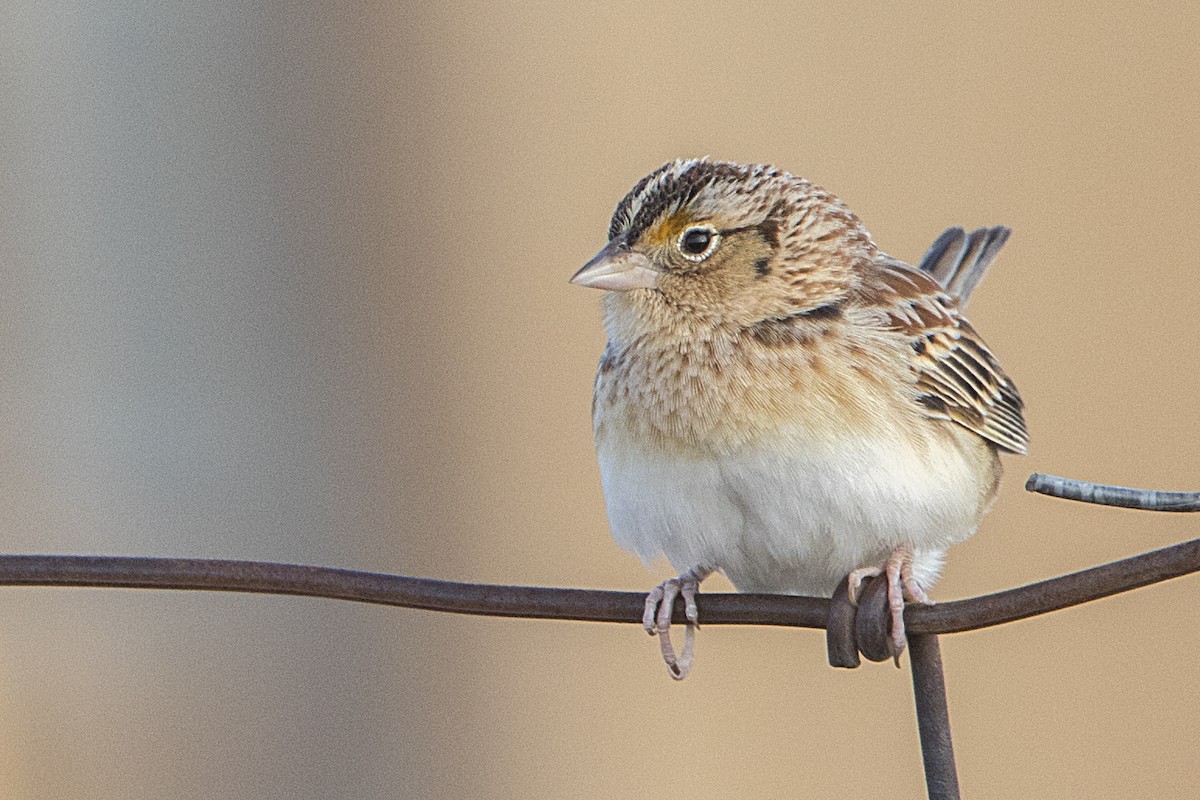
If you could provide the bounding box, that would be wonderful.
[571,159,1027,679]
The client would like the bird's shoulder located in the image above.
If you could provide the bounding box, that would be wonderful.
[850,255,1029,454]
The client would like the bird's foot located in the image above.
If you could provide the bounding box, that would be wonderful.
[847,545,933,665]
[846,565,883,605]
[642,566,711,680]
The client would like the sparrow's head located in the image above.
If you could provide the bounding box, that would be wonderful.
[571,159,876,329]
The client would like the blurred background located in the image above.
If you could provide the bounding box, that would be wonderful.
[2,1,1199,797]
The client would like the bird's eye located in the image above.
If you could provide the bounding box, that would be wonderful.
[678,226,720,261]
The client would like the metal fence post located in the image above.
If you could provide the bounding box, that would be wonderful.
[909,633,960,800]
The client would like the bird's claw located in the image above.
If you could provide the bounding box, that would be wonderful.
[846,566,883,605]
[848,545,933,666]
[642,568,709,680]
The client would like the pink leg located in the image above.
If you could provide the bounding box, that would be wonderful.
[900,556,933,605]
[885,547,908,664]
[884,544,936,664]
[643,565,712,680]
[846,565,883,605]
[848,545,933,666]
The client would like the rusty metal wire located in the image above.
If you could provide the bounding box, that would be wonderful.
[0,472,1194,800]
[1,535,1195,633]
[909,635,959,800]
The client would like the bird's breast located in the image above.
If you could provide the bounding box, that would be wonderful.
[591,333,1000,595]
[593,328,917,455]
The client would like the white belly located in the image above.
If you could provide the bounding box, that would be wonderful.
[598,427,991,596]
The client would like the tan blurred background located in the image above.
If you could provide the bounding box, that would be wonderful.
[1,1,1198,798]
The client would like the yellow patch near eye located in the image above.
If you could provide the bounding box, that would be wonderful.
[644,212,700,249]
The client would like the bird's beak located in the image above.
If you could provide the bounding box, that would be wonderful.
[569,239,659,291]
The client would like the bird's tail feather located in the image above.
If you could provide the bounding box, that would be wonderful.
[918,225,1011,308]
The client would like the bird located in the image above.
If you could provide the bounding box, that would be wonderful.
[570,159,1027,679]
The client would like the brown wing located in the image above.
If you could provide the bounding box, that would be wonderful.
[863,258,1029,454]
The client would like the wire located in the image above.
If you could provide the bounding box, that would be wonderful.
[0,535,1196,634]
[1026,473,1200,512]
